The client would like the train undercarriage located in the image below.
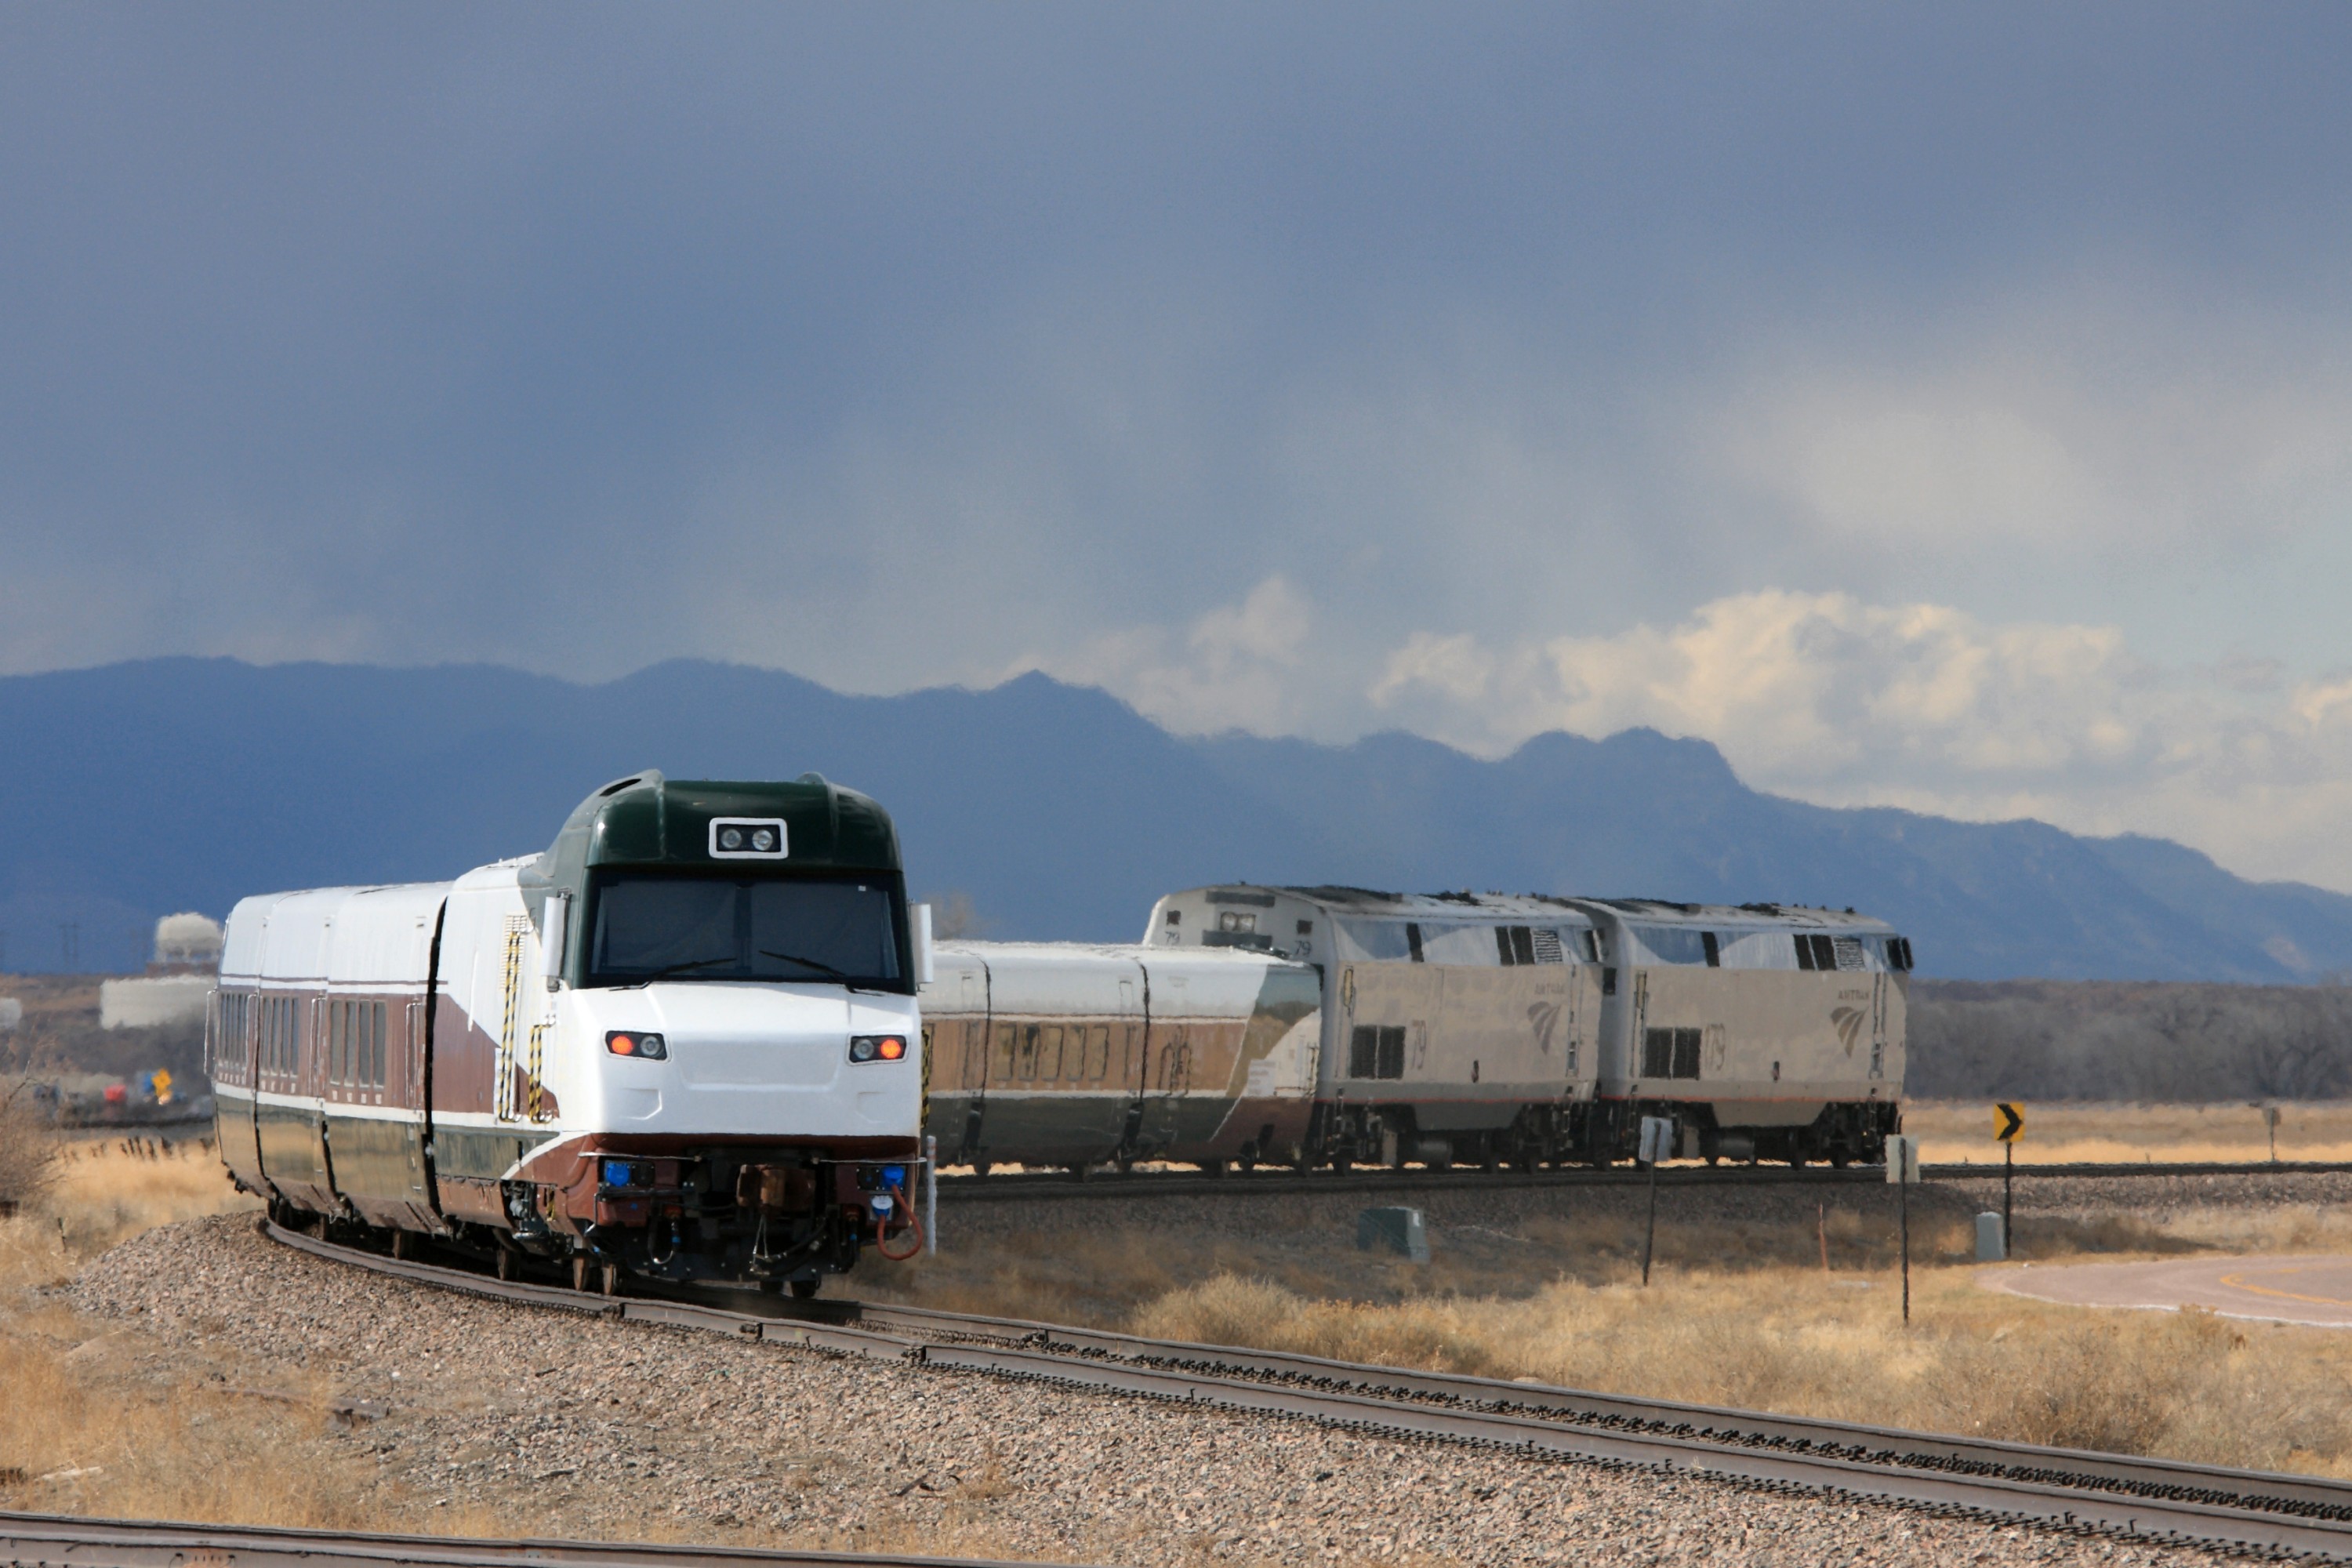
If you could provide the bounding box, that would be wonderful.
[263,1148,924,1297]
[1281,1098,1897,1174]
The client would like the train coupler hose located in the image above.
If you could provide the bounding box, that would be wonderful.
[874,1185,924,1260]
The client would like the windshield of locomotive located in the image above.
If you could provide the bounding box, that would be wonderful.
[585,869,906,989]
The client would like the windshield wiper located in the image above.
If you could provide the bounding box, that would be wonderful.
[757,948,854,982]
[634,956,738,982]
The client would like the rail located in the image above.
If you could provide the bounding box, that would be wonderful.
[0,1508,1094,1568]
[929,1157,2352,1203]
[263,1220,2352,1560]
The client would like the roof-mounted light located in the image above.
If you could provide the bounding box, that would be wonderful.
[710,817,788,859]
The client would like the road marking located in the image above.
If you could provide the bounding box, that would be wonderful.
[2215,1264,2352,1308]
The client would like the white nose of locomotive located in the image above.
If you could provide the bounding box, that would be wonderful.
[578,982,919,1138]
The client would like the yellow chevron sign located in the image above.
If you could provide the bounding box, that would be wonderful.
[1994,1102,2024,1143]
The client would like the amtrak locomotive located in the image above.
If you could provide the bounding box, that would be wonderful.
[209,773,930,1294]
[918,887,1907,1174]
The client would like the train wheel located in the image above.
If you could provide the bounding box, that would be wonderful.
[600,1261,620,1296]
[1069,1163,1091,1183]
[1830,1149,1852,1169]
[495,1247,515,1282]
[1198,1159,1228,1178]
[789,1276,820,1299]
[971,1160,992,1179]
[571,1255,590,1292]
[390,1230,410,1261]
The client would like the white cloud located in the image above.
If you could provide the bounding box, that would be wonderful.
[1370,590,2352,891]
[1012,575,1322,738]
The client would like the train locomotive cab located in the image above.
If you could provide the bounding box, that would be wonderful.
[211,771,929,1295]
[1572,899,1910,1167]
[1146,886,1604,1171]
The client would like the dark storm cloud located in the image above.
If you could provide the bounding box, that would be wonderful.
[3,3,2350,724]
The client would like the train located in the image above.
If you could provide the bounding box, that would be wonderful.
[924,886,1908,1174]
[210,771,1912,1291]
[208,772,931,1295]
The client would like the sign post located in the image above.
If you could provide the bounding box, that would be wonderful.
[1886,1133,1920,1323]
[1994,1102,2024,1258]
[1637,1116,1671,1287]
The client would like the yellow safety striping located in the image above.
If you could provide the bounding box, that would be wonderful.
[2215,1265,2352,1309]
[496,922,527,1123]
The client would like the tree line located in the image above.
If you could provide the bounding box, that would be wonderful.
[1908,979,2352,1101]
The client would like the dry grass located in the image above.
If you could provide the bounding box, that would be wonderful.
[875,1142,2352,1485]
[0,1092,60,1214]
[16,1105,2352,1556]
[1907,1097,2352,1165]
[0,1323,448,1530]
[0,1137,376,1530]
[0,1142,1136,1563]
[1130,1265,2352,1477]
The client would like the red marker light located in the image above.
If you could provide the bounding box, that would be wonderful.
[604,1031,667,1059]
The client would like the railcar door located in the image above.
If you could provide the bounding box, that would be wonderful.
[1869,971,1888,1083]
[307,993,344,1211]
[394,995,434,1225]
[945,960,989,1162]
[257,990,339,1214]
[1113,975,1148,1161]
[1130,965,1191,1157]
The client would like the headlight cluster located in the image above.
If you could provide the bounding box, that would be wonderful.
[605,1030,667,1059]
[709,816,788,858]
[848,1034,906,1063]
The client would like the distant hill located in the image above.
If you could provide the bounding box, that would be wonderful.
[3,655,2350,982]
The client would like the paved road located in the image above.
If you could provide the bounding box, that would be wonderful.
[1981,1254,2352,1327]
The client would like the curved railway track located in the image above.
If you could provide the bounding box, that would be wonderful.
[267,1218,2352,1561]
[0,1508,1091,1568]
[933,1157,2352,1203]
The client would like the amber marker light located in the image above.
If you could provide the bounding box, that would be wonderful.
[848,1034,906,1063]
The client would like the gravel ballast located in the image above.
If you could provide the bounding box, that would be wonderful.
[63,1214,2264,1567]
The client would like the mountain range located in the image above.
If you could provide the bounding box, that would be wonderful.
[3,656,2347,983]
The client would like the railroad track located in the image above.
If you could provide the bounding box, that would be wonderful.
[266,1218,2352,1560]
[933,1157,2352,1203]
[0,1508,1089,1568]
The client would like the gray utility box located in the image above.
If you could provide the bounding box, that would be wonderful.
[1358,1206,1430,1262]
[1976,1212,2008,1261]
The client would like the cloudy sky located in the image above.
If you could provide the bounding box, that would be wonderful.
[7,5,2352,886]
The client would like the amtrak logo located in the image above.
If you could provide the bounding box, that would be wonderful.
[1831,1005,1865,1056]
[1527,1000,1562,1055]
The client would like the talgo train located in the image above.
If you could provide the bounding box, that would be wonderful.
[922,887,1907,1174]
[209,773,932,1294]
